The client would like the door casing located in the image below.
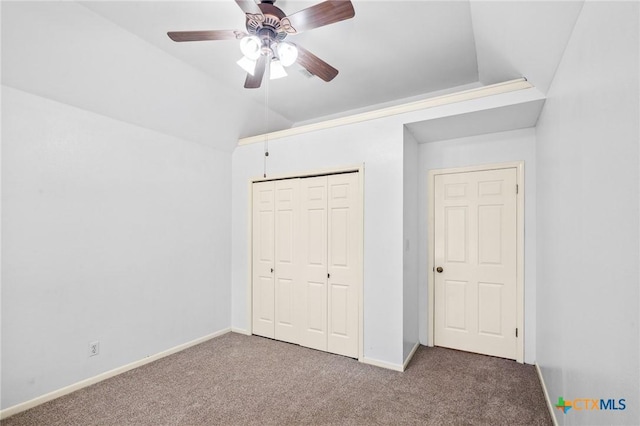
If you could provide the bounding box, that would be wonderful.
[427,161,525,363]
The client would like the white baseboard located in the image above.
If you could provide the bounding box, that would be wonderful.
[0,328,231,420]
[402,342,421,371]
[360,356,404,372]
[231,327,251,336]
[535,363,558,426]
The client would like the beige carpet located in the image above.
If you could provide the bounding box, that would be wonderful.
[3,333,552,425]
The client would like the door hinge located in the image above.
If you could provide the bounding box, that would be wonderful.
[516,328,518,338]
[516,184,519,194]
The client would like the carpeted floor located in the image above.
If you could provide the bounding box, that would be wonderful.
[3,333,552,425]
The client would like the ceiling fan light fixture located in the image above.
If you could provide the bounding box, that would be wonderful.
[276,42,298,67]
[168,0,356,88]
[270,60,287,80]
[239,35,262,60]
[237,56,257,75]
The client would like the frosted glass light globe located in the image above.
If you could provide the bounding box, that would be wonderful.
[237,56,257,75]
[270,60,287,79]
[240,36,262,60]
[277,42,298,67]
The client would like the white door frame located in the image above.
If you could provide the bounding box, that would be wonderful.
[247,164,365,361]
[427,161,525,363]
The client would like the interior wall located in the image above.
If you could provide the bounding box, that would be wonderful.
[231,119,405,367]
[403,128,420,362]
[535,2,639,425]
[231,84,546,369]
[1,87,232,410]
[417,127,537,364]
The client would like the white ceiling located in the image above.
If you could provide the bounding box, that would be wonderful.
[1,1,584,151]
[80,0,480,124]
[470,0,583,93]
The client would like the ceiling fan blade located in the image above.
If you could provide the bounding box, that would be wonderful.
[235,0,265,21]
[294,44,338,82]
[168,30,245,42]
[245,55,267,89]
[281,1,355,34]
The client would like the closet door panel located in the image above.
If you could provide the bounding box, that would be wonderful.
[252,181,275,338]
[298,176,328,351]
[274,179,300,344]
[327,173,359,357]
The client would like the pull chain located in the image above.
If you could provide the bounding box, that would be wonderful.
[263,51,270,178]
[263,142,269,178]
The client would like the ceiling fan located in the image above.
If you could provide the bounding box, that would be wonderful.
[167,0,355,89]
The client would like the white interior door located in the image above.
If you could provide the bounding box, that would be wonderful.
[298,176,328,351]
[327,173,359,358]
[252,181,275,338]
[434,168,518,359]
[274,179,299,344]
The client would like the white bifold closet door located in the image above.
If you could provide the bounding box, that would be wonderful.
[299,174,359,357]
[273,179,300,344]
[252,181,276,339]
[252,179,300,344]
[252,172,360,359]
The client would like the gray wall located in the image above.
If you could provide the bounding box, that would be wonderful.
[1,2,238,410]
[535,2,640,425]
[403,128,420,362]
[1,87,232,409]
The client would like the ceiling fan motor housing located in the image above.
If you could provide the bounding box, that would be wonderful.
[246,3,289,49]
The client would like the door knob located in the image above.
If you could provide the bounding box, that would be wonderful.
[270,268,274,273]
[436,266,443,273]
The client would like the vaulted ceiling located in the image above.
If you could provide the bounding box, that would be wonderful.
[1,1,584,151]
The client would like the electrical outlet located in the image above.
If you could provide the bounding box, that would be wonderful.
[89,341,100,357]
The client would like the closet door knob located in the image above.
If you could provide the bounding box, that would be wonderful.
[327,273,330,279]
[436,267,443,273]
[271,268,274,273]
